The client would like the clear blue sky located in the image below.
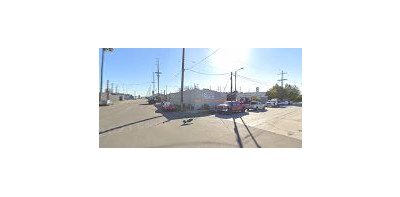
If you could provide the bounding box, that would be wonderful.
[99,48,302,96]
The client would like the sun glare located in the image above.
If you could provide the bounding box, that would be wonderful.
[210,48,250,71]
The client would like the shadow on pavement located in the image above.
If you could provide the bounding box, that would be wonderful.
[240,117,262,148]
[99,115,163,135]
[154,105,213,122]
[247,108,268,113]
[215,112,249,119]
[232,117,244,148]
[152,141,238,148]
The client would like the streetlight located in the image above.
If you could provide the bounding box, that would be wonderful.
[99,48,114,102]
[235,67,244,92]
[230,67,244,101]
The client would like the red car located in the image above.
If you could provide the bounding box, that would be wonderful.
[162,102,177,112]
[216,101,246,114]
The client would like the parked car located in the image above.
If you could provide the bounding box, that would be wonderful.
[279,100,289,105]
[148,96,156,104]
[216,101,246,114]
[99,100,112,106]
[162,102,177,112]
[266,99,279,108]
[246,101,266,111]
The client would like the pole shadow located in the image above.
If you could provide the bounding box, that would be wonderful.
[240,117,262,148]
[99,115,163,135]
[233,118,243,148]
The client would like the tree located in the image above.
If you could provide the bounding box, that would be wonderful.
[266,83,302,101]
[266,84,284,100]
[285,84,301,101]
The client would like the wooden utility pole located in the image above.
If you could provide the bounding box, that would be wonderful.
[152,72,155,96]
[155,58,162,96]
[235,71,237,92]
[99,48,113,101]
[180,48,185,111]
[99,48,105,101]
[230,72,233,101]
[106,80,110,100]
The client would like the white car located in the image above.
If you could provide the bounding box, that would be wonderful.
[246,101,266,111]
[266,100,279,108]
[99,100,112,106]
[279,100,289,105]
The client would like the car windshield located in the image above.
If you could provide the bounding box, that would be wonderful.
[251,102,257,104]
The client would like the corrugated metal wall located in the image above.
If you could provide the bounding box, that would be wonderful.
[167,89,227,110]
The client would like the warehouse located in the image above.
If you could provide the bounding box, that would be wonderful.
[237,92,268,103]
[168,89,227,110]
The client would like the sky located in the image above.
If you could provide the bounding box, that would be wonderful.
[99,48,302,96]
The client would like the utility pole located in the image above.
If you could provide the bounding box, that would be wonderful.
[99,49,105,101]
[234,67,244,97]
[155,58,162,96]
[99,48,113,101]
[235,71,237,92]
[152,72,155,96]
[180,48,185,111]
[230,72,233,101]
[278,70,288,87]
[106,80,110,100]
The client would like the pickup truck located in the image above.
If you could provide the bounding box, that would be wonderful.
[216,101,246,114]
[246,101,266,111]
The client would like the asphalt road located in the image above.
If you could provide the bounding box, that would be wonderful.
[99,99,302,148]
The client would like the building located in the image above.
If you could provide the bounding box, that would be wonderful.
[168,89,227,110]
[237,92,268,103]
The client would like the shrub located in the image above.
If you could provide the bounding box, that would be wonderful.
[201,104,210,110]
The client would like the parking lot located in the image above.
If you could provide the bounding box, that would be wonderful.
[99,99,302,148]
[219,106,302,140]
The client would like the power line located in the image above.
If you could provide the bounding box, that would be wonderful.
[166,71,181,85]
[125,82,152,86]
[223,76,230,92]
[237,74,270,86]
[186,69,230,76]
[186,48,221,70]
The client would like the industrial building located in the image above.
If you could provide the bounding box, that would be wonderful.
[237,92,268,103]
[168,89,227,110]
